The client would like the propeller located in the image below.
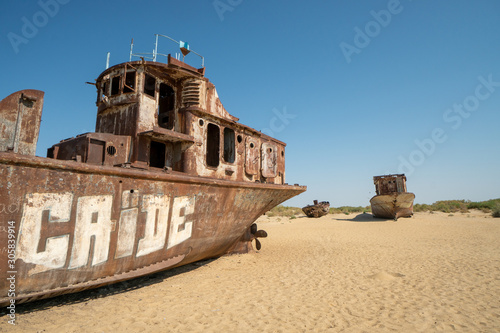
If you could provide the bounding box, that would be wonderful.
[249,223,267,250]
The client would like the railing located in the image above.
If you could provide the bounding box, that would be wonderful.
[128,34,204,68]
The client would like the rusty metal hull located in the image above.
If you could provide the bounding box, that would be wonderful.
[370,192,415,220]
[0,153,305,305]
[302,201,330,218]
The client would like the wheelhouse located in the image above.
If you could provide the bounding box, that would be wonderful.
[48,40,287,185]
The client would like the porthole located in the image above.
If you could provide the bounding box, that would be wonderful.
[199,119,204,126]
[250,142,255,149]
[237,135,243,143]
[107,145,117,156]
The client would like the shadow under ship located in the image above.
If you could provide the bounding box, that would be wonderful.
[0,35,306,305]
[370,174,414,220]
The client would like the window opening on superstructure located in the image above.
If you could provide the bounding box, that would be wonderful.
[100,79,109,100]
[144,74,156,97]
[110,76,121,96]
[223,128,235,163]
[123,70,136,93]
[206,123,220,168]
[158,83,175,130]
[149,141,166,168]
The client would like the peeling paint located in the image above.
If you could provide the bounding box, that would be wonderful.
[0,40,306,305]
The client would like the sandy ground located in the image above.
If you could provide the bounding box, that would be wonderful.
[1,211,499,332]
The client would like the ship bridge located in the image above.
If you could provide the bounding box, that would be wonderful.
[48,34,286,185]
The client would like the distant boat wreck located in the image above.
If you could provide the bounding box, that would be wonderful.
[370,174,415,220]
[302,200,330,218]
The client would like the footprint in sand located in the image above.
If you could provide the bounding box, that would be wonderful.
[368,271,405,281]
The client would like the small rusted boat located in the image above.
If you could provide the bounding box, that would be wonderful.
[370,174,414,220]
[302,200,330,218]
[0,35,306,306]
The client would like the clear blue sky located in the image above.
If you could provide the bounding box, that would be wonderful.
[1,0,499,207]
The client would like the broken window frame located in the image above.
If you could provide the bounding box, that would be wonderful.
[99,77,110,102]
[123,64,137,94]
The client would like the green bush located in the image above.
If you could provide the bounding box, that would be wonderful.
[492,205,500,218]
[266,199,500,217]
[267,204,373,217]
[413,199,500,214]
[413,200,469,213]
[468,199,500,211]
[413,203,430,212]
[329,206,370,214]
[329,207,342,214]
[266,205,302,217]
[432,200,469,213]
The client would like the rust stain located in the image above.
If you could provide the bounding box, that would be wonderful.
[370,174,415,220]
[0,36,306,305]
[302,200,330,218]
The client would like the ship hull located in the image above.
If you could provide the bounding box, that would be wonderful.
[0,153,305,305]
[370,192,415,220]
[302,201,330,218]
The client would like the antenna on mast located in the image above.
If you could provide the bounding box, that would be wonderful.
[129,38,134,61]
[105,52,110,69]
[128,34,205,67]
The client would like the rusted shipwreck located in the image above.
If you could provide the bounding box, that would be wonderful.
[0,35,306,306]
[302,200,330,218]
[370,174,414,220]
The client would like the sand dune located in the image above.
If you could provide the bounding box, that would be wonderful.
[1,211,499,332]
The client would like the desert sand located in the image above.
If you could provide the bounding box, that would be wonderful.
[1,211,499,332]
